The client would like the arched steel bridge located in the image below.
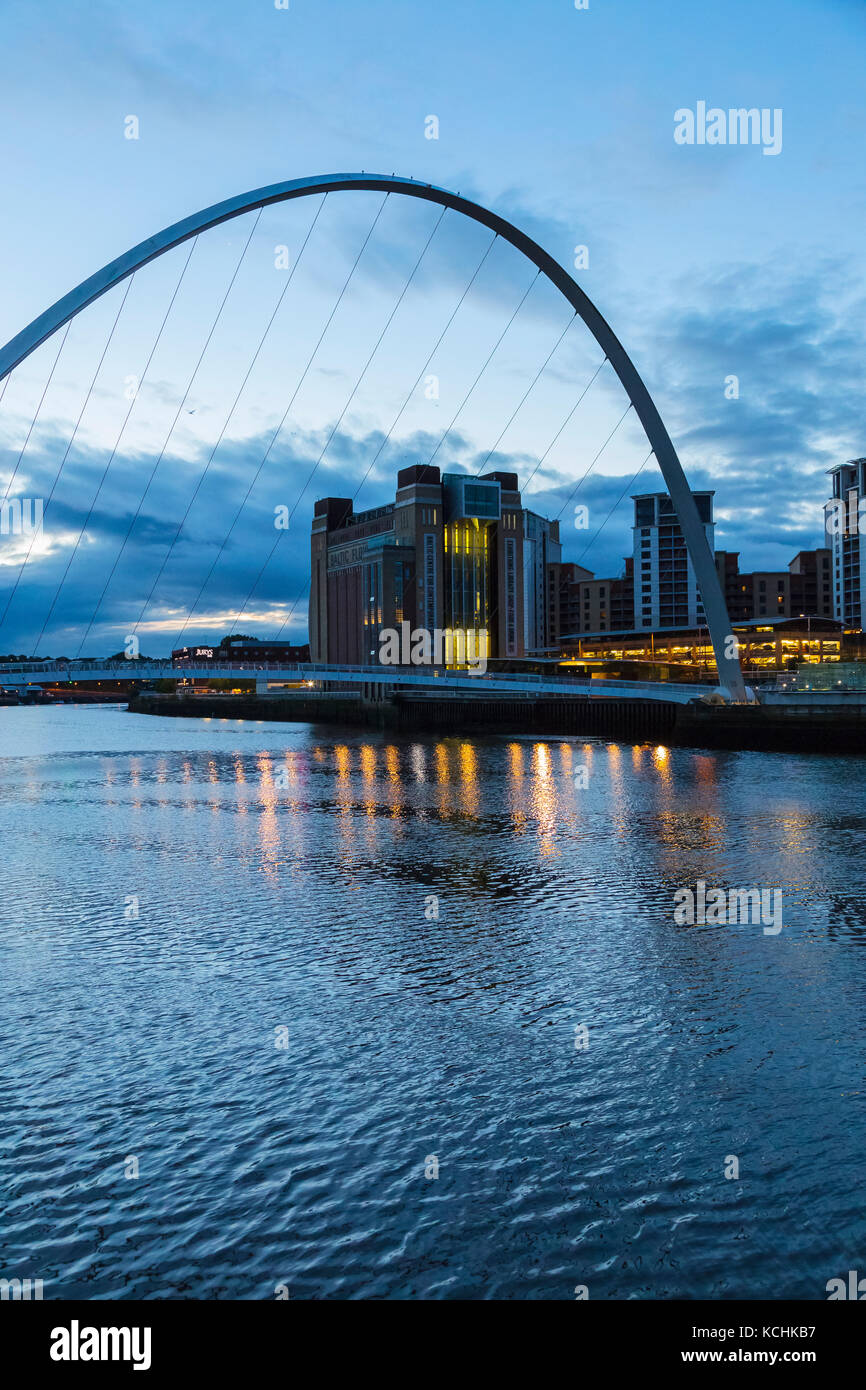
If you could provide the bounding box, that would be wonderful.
[0,172,746,701]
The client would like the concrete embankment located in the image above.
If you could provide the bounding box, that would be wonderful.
[674,699,866,752]
[128,689,866,753]
[128,690,679,740]
[128,692,370,727]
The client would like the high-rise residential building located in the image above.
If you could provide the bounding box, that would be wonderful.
[825,460,866,629]
[309,465,559,664]
[633,491,714,630]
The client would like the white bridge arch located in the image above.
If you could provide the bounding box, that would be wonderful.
[0,172,745,699]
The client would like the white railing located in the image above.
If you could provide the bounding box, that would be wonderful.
[0,657,716,703]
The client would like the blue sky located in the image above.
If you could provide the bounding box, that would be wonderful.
[0,0,864,654]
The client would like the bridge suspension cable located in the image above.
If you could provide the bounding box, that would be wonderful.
[78,209,268,653]
[0,276,137,637]
[519,355,609,496]
[78,197,329,657]
[271,236,539,641]
[0,172,745,698]
[555,398,634,520]
[481,359,625,643]
[77,197,326,657]
[574,448,655,567]
[272,245,543,643]
[31,238,200,656]
[473,312,576,477]
[232,228,501,641]
[171,201,448,650]
[273,261,589,644]
[132,193,390,643]
[421,267,541,471]
[1,321,71,507]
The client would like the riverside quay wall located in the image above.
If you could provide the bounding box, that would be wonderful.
[128,689,677,738]
[128,689,866,753]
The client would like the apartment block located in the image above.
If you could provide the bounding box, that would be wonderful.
[633,491,714,630]
[825,459,866,629]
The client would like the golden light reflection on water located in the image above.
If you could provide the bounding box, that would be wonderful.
[459,741,479,817]
[385,746,404,821]
[198,734,748,887]
[508,742,524,783]
[530,743,558,854]
[255,752,280,880]
[334,745,356,843]
[435,743,449,784]
[778,811,812,859]
[605,742,624,811]
[335,745,351,779]
[506,742,527,834]
[410,744,427,783]
[652,745,672,796]
[359,745,378,825]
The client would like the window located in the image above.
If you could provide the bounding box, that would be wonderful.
[463,483,500,519]
[504,537,517,655]
[423,533,437,630]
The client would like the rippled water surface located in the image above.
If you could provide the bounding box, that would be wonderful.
[1,704,865,1299]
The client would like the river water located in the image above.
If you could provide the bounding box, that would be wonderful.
[1,703,864,1300]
